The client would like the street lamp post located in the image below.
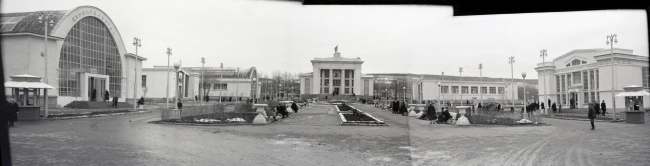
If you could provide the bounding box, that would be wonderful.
[236,68,240,102]
[459,67,463,106]
[540,49,548,114]
[606,34,618,120]
[39,12,54,117]
[174,61,181,110]
[479,64,483,106]
[166,47,172,109]
[219,63,223,103]
[132,37,141,112]
[200,57,205,106]
[438,82,441,107]
[441,72,444,105]
[522,72,528,120]
[509,56,515,107]
[402,87,406,102]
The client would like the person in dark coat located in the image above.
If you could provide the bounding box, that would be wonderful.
[392,100,399,114]
[205,96,210,102]
[552,102,557,113]
[601,100,607,116]
[291,103,299,113]
[8,99,19,127]
[588,103,596,130]
[548,99,551,109]
[541,102,545,111]
[137,97,145,106]
[104,90,109,102]
[112,96,118,108]
[195,95,198,101]
[427,104,437,124]
[91,88,97,101]
[558,103,562,113]
[594,101,601,116]
[177,100,183,110]
[436,108,452,124]
[399,102,408,116]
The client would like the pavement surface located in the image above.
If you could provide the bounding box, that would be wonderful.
[8,103,650,166]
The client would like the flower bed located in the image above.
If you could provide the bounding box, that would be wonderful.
[338,108,386,126]
[46,108,132,118]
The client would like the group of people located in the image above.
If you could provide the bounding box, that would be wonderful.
[269,102,300,121]
[390,100,408,116]
[415,103,455,124]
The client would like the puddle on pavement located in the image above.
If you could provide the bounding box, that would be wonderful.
[399,146,419,151]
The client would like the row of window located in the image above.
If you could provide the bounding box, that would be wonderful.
[59,17,122,97]
[643,67,649,88]
[556,69,599,92]
[440,86,504,94]
[198,83,228,90]
[319,69,355,78]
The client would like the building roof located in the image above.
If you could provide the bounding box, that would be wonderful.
[125,53,147,61]
[366,73,538,84]
[181,66,257,79]
[1,10,67,36]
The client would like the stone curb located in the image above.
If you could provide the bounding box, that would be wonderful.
[148,119,282,126]
[42,110,152,120]
[544,116,626,123]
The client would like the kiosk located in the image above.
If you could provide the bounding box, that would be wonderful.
[4,74,55,120]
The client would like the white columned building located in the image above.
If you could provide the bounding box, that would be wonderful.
[535,48,649,110]
[300,46,374,98]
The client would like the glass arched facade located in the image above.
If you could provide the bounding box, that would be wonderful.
[59,17,122,97]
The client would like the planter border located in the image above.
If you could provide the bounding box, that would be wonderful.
[338,113,387,126]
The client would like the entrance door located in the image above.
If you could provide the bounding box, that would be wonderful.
[334,87,340,95]
[88,77,106,101]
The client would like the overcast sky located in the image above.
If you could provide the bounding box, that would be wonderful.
[2,0,648,79]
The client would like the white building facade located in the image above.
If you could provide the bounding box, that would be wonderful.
[535,48,649,109]
[1,6,145,107]
[300,48,374,97]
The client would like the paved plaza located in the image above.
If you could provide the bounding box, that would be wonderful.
[7,103,650,165]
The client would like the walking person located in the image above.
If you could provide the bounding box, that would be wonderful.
[103,90,109,102]
[588,103,596,130]
[392,100,399,114]
[601,100,607,116]
[427,103,437,124]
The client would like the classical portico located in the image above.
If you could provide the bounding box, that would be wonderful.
[301,46,374,96]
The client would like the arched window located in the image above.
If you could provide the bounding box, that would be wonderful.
[59,17,122,97]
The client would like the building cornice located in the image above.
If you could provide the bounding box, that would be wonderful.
[1,33,65,40]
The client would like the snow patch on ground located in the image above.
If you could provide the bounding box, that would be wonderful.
[368,156,393,162]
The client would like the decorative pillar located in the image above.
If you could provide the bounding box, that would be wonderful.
[329,69,333,95]
[342,69,346,95]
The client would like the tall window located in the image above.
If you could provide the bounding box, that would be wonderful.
[561,75,566,92]
[345,80,350,86]
[562,94,566,105]
[324,87,329,93]
[442,86,449,93]
[596,70,599,90]
[481,87,487,94]
[556,75,560,92]
[498,87,505,94]
[567,75,572,85]
[583,71,588,90]
[572,72,581,84]
[643,67,649,88]
[589,70,595,90]
[591,92,596,103]
[584,92,589,103]
[471,86,478,94]
[489,87,496,94]
[333,80,341,86]
[141,75,147,87]
[59,17,122,96]
[324,80,330,86]
[461,86,468,94]
[452,86,459,94]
